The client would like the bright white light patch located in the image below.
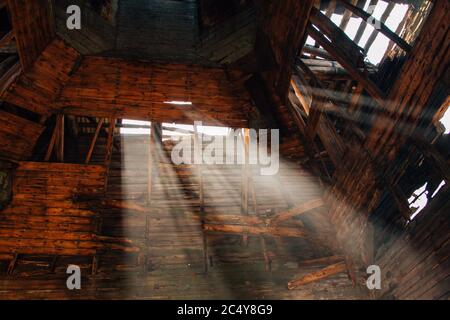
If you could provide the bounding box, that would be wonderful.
[408,183,428,220]
[120,119,151,135]
[431,180,446,198]
[440,105,450,134]
[164,101,193,105]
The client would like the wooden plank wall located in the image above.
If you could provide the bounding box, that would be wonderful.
[366,0,450,159]
[6,0,55,70]
[55,56,251,127]
[0,162,139,257]
[375,187,450,300]
[257,0,315,99]
[2,39,252,127]
[0,110,45,160]
[325,0,449,275]
[1,39,81,115]
[0,134,366,299]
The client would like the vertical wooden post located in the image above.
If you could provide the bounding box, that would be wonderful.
[241,128,250,246]
[57,115,64,162]
[103,118,116,193]
[194,123,208,273]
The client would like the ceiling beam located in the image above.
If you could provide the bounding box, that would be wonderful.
[7,0,55,71]
[336,0,411,52]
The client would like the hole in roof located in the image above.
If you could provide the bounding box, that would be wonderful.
[439,104,450,134]
[408,182,428,220]
[317,2,409,66]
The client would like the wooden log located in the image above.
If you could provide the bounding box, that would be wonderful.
[297,255,344,267]
[203,223,307,238]
[287,261,347,289]
[268,198,324,225]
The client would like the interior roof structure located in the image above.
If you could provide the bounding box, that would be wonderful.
[0,0,448,300]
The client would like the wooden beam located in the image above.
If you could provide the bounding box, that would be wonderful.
[0,61,20,97]
[308,25,385,106]
[353,0,378,45]
[336,0,411,52]
[268,198,324,225]
[0,31,14,49]
[103,118,116,192]
[363,2,396,53]
[204,224,307,238]
[339,0,358,31]
[55,115,64,162]
[310,7,365,68]
[287,261,347,289]
[297,255,344,267]
[256,0,315,99]
[44,115,61,162]
[302,45,333,60]
[241,128,250,245]
[194,122,208,273]
[7,0,55,70]
[104,119,116,166]
[85,118,104,164]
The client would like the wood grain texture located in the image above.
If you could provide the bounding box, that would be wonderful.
[0,110,45,160]
[6,0,55,70]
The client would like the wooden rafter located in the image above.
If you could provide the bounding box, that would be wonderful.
[0,31,14,49]
[241,128,250,245]
[287,261,347,289]
[339,0,358,31]
[85,118,104,164]
[353,0,379,45]
[55,115,64,162]
[44,115,62,162]
[310,7,366,67]
[204,224,307,238]
[336,0,411,52]
[307,24,385,106]
[193,122,208,273]
[6,0,55,70]
[363,2,396,53]
[267,198,324,225]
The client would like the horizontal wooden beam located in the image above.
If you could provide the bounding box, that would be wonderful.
[204,224,307,238]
